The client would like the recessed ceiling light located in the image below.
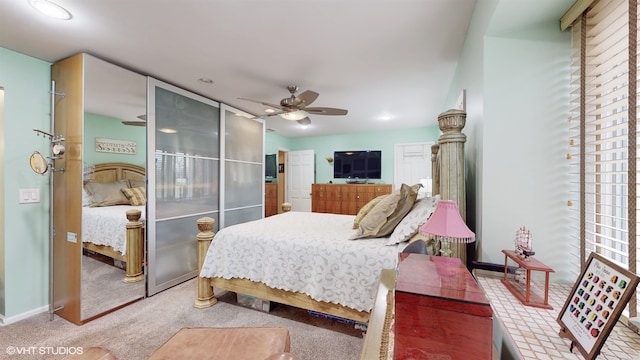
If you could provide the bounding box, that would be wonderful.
[198,78,214,85]
[264,108,275,113]
[28,0,72,20]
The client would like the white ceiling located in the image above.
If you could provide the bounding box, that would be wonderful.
[1,0,477,137]
[0,0,475,137]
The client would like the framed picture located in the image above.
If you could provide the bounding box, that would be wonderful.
[556,252,639,359]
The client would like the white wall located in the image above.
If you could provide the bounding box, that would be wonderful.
[446,0,575,283]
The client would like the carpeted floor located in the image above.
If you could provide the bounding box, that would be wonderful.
[0,278,364,360]
[81,255,144,320]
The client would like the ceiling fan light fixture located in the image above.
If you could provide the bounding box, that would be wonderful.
[297,118,311,126]
[28,0,72,20]
[281,110,309,121]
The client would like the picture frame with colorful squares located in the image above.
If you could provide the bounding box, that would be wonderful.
[556,252,640,360]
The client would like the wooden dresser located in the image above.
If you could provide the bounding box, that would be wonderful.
[264,182,278,217]
[361,254,493,360]
[311,183,392,215]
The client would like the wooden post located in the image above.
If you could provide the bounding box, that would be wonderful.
[437,109,468,263]
[123,209,144,283]
[194,216,217,309]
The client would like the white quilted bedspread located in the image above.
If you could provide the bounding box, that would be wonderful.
[200,211,400,312]
[82,205,145,255]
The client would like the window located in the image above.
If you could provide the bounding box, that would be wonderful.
[567,0,639,322]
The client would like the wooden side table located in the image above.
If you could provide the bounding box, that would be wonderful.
[501,249,555,310]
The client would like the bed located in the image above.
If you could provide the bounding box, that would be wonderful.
[82,162,146,283]
[194,109,468,323]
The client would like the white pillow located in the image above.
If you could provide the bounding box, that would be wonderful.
[386,195,440,245]
[82,187,91,207]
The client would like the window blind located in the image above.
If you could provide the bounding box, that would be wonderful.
[568,0,639,323]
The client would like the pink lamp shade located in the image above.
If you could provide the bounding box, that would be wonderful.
[419,200,475,244]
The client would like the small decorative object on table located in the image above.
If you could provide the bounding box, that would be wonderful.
[281,202,292,212]
[514,226,535,259]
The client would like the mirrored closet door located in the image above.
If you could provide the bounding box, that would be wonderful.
[81,55,147,320]
[51,53,147,324]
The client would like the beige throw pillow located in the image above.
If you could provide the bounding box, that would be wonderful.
[351,184,417,239]
[85,180,130,207]
[353,194,388,229]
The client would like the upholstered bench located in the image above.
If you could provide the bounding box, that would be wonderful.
[148,327,295,360]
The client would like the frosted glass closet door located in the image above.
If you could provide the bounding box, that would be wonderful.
[221,106,264,227]
[147,79,220,295]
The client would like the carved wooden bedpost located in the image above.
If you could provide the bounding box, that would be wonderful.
[123,209,144,283]
[431,144,440,197]
[194,216,217,309]
[437,109,468,263]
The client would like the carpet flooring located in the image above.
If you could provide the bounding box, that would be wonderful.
[0,278,364,360]
[81,255,144,320]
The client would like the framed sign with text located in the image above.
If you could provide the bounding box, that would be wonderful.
[557,252,639,359]
[95,137,137,155]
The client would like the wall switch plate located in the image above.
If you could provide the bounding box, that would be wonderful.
[19,188,40,203]
[67,232,77,243]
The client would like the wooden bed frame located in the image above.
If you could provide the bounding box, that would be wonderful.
[193,109,468,323]
[83,162,145,283]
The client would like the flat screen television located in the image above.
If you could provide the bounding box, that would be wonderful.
[265,154,277,182]
[333,150,382,180]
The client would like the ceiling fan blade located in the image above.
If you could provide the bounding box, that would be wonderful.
[260,110,291,118]
[297,117,311,126]
[305,107,348,116]
[122,121,146,126]
[238,97,286,111]
[294,90,319,107]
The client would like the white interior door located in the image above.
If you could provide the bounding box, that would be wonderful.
[288,149,314,212]
[394,142,432,189]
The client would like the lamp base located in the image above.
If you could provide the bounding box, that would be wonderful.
[440,242,452,257]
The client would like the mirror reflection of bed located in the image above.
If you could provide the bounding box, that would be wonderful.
[81,162,146,320]
[81,54,147,321]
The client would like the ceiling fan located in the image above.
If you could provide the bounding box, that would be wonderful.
[122,114,146,127]
[239,85,348,125]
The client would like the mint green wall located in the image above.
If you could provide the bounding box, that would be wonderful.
[0,47,51,319]
[296,127,441,185]
[267,126,441,186]
[265,131,292,155]
[84,113,146,166]
[446,0,573,284]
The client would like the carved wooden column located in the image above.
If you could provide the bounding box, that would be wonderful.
[437,109,468,263]
[123,209,144,283]
[194,216,217,309]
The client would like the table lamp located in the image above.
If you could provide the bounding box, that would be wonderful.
[418,200,475,256]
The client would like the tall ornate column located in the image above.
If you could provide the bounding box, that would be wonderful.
[437,109,468,262]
